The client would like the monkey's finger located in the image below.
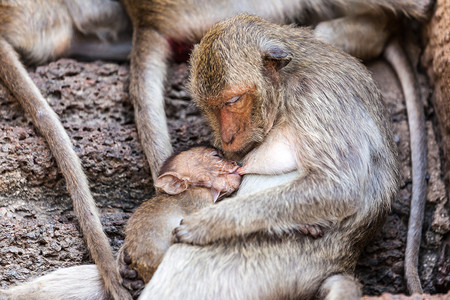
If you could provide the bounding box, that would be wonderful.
[120,268,138,280]
[122,279,144,292]
[297,225,309,235]
[307,225,319,238]
[123,252,132,265]
[308,225,324,238]
[316,226,324,237]
[131,280,145,290]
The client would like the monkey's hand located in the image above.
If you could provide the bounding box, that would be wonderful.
[172,218,324,244]
[172,215,213,245]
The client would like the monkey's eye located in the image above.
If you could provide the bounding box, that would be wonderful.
[211,150,222,158]
[225,95,242,105]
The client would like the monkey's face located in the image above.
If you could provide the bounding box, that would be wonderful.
[185,147,241,201]
[204,87,263,155]
[157,147,241,201]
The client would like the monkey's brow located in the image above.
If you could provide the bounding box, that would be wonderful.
[206,97,227,107]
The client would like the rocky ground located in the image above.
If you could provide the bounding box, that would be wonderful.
[0,39,448,299]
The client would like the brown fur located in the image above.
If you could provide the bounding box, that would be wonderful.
[119,188,214,285]
[314,15,428,293]
[139,14,400,299]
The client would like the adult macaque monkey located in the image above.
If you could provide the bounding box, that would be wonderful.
[0,0,429,298]
[137,14,401,299]
[121,1,428,292]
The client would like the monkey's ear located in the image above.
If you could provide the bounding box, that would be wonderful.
[155,172,189,195]
[211,188,222,203]
[262,47,292,73]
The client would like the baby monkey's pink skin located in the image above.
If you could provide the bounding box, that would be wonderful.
[155,146,242,202]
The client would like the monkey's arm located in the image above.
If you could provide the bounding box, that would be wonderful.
[128,27,173,180]
[173,173,360,245]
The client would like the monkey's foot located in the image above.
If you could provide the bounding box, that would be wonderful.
[119,252,145,299]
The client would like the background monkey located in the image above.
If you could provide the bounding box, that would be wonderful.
[138,14,400,299]
[0,0,430,297]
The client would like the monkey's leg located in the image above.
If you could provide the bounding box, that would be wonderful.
[64,0,130,39]
[336,0,432,20]
[117,247,145,297]
[0,265,106,300]
[317,274,362,300]
[0,37,131,300]
[64,0,132,61]
[128,27,173,180]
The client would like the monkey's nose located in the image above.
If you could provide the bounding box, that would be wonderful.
[221,134,234,145]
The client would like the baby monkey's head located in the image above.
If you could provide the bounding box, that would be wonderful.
[155,146,241,202]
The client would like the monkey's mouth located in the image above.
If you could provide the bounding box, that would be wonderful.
[230,165,240,174]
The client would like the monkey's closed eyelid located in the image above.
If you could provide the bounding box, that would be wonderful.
[226,95,242,105]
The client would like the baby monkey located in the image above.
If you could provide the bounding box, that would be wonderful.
[118,146,242,286]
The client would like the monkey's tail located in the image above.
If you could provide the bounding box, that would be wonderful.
[0,37,131,300]
[383,39,427,295]
[0,265,108,300]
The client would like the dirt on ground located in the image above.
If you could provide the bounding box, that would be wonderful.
[0,18,449,300]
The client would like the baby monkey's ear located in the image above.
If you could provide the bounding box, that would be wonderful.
[155,172,189,195]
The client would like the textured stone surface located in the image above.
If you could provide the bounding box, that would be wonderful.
[0,33,448,297]
[363,291,450,300]
[423,0,450,187]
